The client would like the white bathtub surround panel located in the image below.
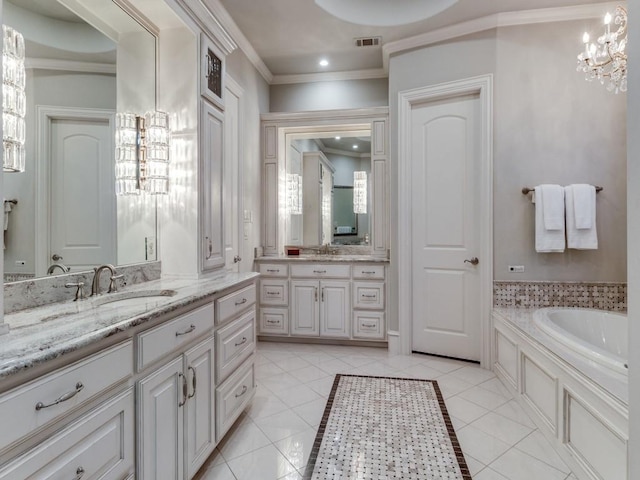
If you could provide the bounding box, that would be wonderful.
[492,310,628,480]
[534,185,565,253]
[493,281,626,311]
[565,185,598,250]
[4,261,162,314]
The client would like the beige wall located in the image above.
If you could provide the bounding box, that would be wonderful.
[626,0,638,476]
[270,78,388,112]
[494,21,626,282]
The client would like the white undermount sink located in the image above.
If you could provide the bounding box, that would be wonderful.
[92,289,178,309]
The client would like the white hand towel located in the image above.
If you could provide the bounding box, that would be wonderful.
[565,185,598,249]
[572,184,594,229]
[534,185,565,252]
[541,184,564,230]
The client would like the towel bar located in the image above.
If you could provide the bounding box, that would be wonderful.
[522,186,602,195]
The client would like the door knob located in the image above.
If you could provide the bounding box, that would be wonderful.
[464,257,479,266]
[234,255,242,263]
[52,253,63,261]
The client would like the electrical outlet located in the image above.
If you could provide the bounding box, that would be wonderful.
[145,236,156,260]
[508,265,525,273]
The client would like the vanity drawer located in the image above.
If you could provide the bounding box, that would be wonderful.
[290,264,350,278]
[0,388,134,480]
[0,341,132,451]
[353,264,385,279]
[216,310,256,384]
[216,284,257,325]
[137,303,214,371]
[353,312,385,339]
[260,279,288,306]
[259,308,289,335]
[216,357,255,441]
[259,264,288,277]
[353,282,385,309]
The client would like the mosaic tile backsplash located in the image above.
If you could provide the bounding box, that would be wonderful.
[494,281,627,311]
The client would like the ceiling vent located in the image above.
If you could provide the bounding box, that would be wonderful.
[354,37,381,47]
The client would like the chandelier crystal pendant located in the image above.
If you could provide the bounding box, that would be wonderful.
[2,25,26,172]
[577,6,627,94]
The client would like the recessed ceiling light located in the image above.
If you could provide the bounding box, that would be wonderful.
[335,136,341,140]
[353,144,358,149]
[319,58,329,67]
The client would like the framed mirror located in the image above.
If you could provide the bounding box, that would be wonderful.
[261,107,389,257]
[3,0,158,282]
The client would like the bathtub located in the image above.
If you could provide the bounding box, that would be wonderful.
[493,308,628,480]
[533,307,628,374]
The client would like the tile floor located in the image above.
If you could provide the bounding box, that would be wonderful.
[194,342,578,480]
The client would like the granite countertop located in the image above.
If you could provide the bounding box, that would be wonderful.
[493,307,628,405]
[0,272,259,380]
[256,255,389,263]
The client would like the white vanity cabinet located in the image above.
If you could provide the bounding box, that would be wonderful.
[137,304,215,480]
[0,341,135,480]
[258,260,387,342]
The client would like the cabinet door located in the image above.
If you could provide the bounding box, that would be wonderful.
[224,79,241,272]
[200,100,225,272]
[184,338,215,479]
[320,281,351,338]
[290,280,319,336]
[138,356,184,480]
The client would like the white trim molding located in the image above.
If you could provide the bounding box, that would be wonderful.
[26,58,116,75]
[271,68,387,85]
[397,74,494,368]
[383,2,621,71]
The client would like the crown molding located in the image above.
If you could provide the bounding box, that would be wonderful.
[261,106,389,123]
[383,2,622,71]
[26,58,116,74]
[173,0,236,55]
[271,68,388,85]
[322,147,371,158]
[200,0,273,83]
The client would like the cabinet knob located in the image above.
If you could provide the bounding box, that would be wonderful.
[75,466,85,480]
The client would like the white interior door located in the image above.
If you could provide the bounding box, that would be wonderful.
[224,78,242,271]
[50,117,115,272]
[411,93,481,361]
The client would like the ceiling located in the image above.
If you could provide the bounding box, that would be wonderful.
[218,0,612,77]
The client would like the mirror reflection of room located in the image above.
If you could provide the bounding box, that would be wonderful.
[2,0,157,282]
[286,133,371,247]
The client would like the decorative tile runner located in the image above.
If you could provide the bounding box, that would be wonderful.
[304,375,471,480]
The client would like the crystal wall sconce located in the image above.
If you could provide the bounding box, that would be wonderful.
[353,171,367,214]
[3,25,26,173]
[115,111,170,195]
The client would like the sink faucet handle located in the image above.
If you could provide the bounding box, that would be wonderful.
[108,274,125,293]
[65,281,86,301]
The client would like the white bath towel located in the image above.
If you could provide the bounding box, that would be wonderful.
[565,185,598,249]
[534,185,565,252]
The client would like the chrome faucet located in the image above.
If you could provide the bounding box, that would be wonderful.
[47,263,70,275]
[91,264,123,296]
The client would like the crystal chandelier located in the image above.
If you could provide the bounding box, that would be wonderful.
[3,25,26,172]
[577,6,627,94]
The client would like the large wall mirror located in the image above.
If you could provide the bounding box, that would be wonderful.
[261,108,389,257]
[3,0,157,282]
[286,132,371,246]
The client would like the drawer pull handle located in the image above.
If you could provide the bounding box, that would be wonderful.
[266,320,279,324]
[75,467,85,479]
[205,237,213,260]
[188,366,196,399]
[35,382,84,411]
[266,291,279,296]
[235,298,248,306]
[362,323,377,328]
[178,373,188,407]
[176,324,196,337]
[362,271,376,274]
[362,294,377,299]
[313,270,326,274]
[235,336,248,347]
[235,385,248,398]
[266,269,280,273]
